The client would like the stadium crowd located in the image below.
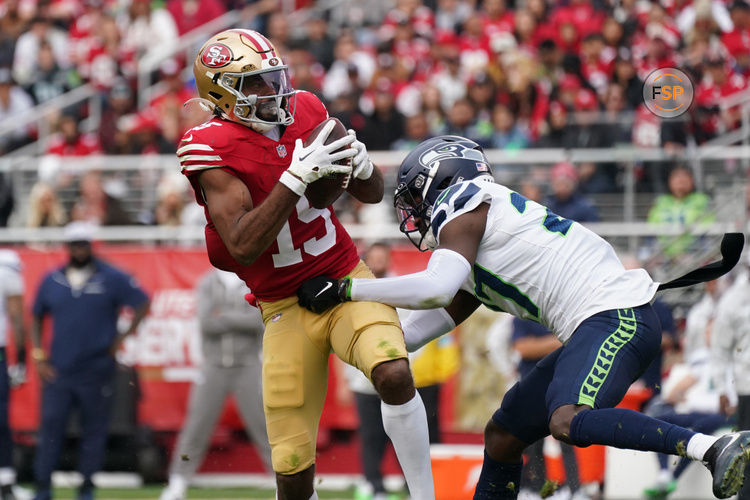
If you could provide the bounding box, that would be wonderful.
[0,0,748,228]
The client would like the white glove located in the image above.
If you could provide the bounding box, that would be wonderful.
[279,120,356,196]
[348,129,373,180]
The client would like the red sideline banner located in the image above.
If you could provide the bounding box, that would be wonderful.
[9,244,431,435]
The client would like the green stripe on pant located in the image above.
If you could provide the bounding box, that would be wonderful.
[577,308,638,407]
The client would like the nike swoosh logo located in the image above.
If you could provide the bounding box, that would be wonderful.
[184,134,193,142]
[315,282,333,297]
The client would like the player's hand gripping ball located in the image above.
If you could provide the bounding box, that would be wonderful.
[303,117,353,209]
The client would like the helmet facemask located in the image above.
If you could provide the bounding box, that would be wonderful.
[218,67,296,132]
[394,184,437,252]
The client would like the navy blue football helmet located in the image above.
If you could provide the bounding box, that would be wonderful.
[394,135,493,251]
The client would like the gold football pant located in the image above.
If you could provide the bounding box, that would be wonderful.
[258,261,408,475]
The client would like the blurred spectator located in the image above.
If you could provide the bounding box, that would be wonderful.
[285,45,325,95]
[0,1,26,68]
[148,172,190,226]
[419,84,447,136]
[148,59,195,137]
[27,40,79,104]
[695,52,747,142]
[298,13,335,70]
[118,0,178,69]
[265,11,291,52]
[444,98,492,146]
[322,32,375,102]
[46,113,101,156]
[612,50,644,110]
[12,16,70,87]
[533,101,573,148]
[676,0,733,35]
[76,15,134,90]
[27,182,67,228]
[467,72,495,122]
[99,79,135,155]
[710,256,750,498]
[159,269,271,500]
[579,33,612,95]
[481,0,514,37]
[392,113,432,151]
[381,0,435,41]
[328,92,366,133]
[435,0,473,34]
[683,279,721,361]
[601,82,631,143]
[126,111,175,154]
[31,222,149,500]
[0,67,33,154]
[511,318,582,500]
[647,166,715,257]
[490,103,529,150]
[69,171,134,226]
[166,0,226,35]
[0,249,27,500]
[359,80,405,151]
[567,88,609,149]
[429,45,466,111]
[722,1,750,76]
[543,161,600,222]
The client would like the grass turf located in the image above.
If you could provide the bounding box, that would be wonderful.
[45,486,405,499]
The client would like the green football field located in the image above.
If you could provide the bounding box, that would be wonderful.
[45,486,407,499]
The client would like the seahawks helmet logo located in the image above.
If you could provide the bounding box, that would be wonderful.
[419,144,485,168]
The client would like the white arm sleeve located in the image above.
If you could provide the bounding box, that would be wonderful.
[400,307,456,352]
[350,248,471,309]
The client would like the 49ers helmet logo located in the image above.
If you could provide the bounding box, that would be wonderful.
[201,43,233,68]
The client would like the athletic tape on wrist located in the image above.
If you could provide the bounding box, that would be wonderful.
[279,171,307,197]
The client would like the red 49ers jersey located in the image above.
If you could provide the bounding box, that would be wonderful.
[178,91,359,301]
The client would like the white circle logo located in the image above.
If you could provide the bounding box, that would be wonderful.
[642,68,694,118]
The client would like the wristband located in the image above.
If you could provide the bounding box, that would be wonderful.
[16,346,26,364]
[338,277,352,301]
[279,170,307,197]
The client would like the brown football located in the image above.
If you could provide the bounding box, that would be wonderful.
[303,117,351,209]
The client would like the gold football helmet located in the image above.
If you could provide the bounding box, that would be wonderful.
[193,29,296,132]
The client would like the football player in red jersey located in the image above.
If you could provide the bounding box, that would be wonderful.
[176,29,434,500]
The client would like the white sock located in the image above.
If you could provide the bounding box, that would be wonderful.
[687,433,720,461]
[381,393,434,500]
[657,468,673,484]
[0,468,15,486]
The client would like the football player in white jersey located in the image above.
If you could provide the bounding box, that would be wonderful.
[298,136,750,499]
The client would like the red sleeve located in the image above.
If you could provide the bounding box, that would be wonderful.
[177,119,235,204]
[177,119,232,175]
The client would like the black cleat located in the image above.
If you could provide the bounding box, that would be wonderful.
[704,431,750,498]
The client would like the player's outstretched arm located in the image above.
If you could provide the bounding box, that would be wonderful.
[344,129,383,204]
[401,290,481,351]
[297,203,489,312]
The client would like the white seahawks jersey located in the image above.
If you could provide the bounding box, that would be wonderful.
[431,177,658,343]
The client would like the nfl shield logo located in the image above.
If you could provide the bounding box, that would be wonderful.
[276,144,287,158]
